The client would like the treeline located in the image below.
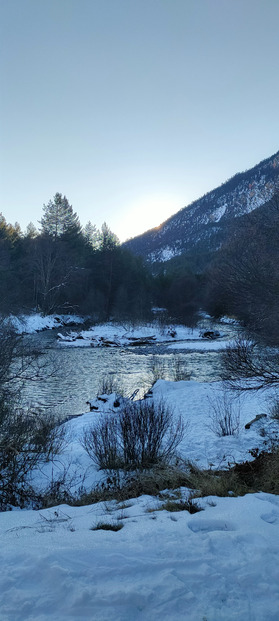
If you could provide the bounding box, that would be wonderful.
[3,190,279,339]
[0,193,153,320]
[0,192,203,323]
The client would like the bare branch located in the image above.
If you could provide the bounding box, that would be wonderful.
[221,338,279,391]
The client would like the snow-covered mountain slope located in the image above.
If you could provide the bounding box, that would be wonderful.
[124,151,279,263]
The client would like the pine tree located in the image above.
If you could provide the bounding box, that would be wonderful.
[0,214,20,244]
[40,193,81,240]
[99,222,119,251]
[13,222,22,237]
[25,222,38,238]
[83,221,99,249]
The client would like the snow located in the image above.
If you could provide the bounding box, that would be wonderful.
[219,315,239,325]
[149,245,182,262]
[6,313,85,334]
[168,340,230,351]
[211,203,227,222]
[147,380,274,468]
[1,492,279,620]
[56,321,228,348]
[5,314,233,353]
[1,333,279,619]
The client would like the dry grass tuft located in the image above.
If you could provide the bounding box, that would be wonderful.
[160,498,202,514]
[90,521,124,532]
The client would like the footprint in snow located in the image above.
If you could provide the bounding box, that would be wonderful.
[255,493,279,507]
[260,511,279,525]
[187,519,235,533]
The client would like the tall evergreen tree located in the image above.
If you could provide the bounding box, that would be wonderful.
[13,222,22,237]
[25,222,38,238]
[99,222,119,251]
[40,193,81,240]
[83,221,99,249]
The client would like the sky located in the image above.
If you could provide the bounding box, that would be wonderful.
[1,0,279,242]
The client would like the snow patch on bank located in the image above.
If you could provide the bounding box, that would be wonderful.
[6,313,85,334]
[168,339,230,351]
[57,321,230,350]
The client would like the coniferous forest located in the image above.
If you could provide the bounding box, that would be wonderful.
[0,192,203,324]
[0,193,153,320]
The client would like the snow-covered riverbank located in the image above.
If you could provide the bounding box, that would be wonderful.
[5,313,235,352]
[6,313,85,334]
[1,378,278,620]
[32,378,275,488]
[56,320,231,350]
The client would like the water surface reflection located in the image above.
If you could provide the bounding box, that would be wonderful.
[21,327,232,420]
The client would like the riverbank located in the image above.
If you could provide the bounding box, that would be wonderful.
[6,312,234,348]
[56,319,233,350]
[1,377,279,620]
[32,378,275,490]
[6,312,85,334]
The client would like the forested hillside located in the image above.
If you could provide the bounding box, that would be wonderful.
[124,151,279,265]
[205,191,279,344]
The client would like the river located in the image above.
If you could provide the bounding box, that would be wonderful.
[21,321,239,420]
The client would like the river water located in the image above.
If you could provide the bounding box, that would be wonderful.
[21,322,238,420]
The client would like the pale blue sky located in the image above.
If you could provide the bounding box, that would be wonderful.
[1,0,278,241]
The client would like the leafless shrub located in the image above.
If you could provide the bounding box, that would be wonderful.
[83,417,121,470]
[0,326,67,510]
[82,400,185,471]
[0,408,66,510]
[120,401,184,468]
[149,355,167,383]
[36,470,78,509]
[268,396,279,420]
[170,354,191,382]
[208,389,240,437]
[97,374,125,397]
[221,337,279,391]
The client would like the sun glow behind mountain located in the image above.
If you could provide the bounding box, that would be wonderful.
[119,193,185,242]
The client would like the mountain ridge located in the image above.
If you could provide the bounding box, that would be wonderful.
[124,150,279,263]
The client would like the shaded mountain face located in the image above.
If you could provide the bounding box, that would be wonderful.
[124,151,279,263]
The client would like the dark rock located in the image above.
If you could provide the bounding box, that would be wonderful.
[201,330,220,340]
